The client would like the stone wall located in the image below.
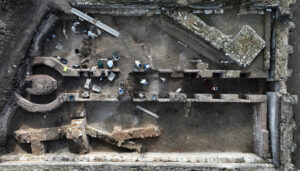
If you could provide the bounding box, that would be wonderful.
[167,10,265,68]
[274,20,294,81]
[33,57,120,77]
[73,0,225,7]
[280,95,298,170]
[14,119,89,155]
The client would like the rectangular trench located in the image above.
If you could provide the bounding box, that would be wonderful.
[87,102,254,153]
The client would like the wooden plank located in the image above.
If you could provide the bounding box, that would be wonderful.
[136,105,159,119]
[71,8,120,37]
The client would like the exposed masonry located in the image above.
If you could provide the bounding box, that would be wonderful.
[36,56,268,78]
[264,12,272,71]
[151,17,228,68]
[14,120,161,155]
[15,92,268,112]
[73,0,225,7]
[253,101,269,159]
[0,162,276,171]
[111,125,161,142]
[275,0,297,169]
[15,93,118,112]
[73,0,283,10]
[14,56,269,112]
[274,20,294,81]
[165,69,268,78]
[15,91,269,160]
[243,0,280,8]
[279,0,297,16]
[71,0,290,18]
[33,57,120,77]
[86,126,143,152]
[167,10,265,68]
[0,0,298,171]
[280,95,298,170]
[134,94,267,103]
[14,118,89,155]
[0,152,268,164]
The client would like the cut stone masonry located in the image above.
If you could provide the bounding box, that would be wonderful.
[254,101,269,159]
[167,10,265,68]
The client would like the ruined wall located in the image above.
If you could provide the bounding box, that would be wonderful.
[73,0,225,6]
[274,20,294,81]
[0,162,276,171]
[280,95,297,170]
[275,0,298,170]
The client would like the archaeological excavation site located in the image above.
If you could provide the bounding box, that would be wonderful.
[0,0,299,170]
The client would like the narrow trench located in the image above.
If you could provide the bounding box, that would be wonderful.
[128,72,267,99]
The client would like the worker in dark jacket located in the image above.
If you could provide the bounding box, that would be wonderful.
[197,73,219,93]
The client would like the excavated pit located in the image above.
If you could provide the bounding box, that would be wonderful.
[0,1,298,170]
[5,12,269,158]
